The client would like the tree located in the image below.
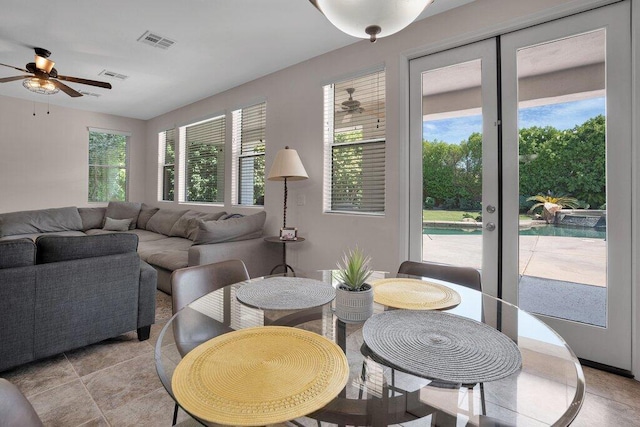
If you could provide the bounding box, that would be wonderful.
[88,131,127,202]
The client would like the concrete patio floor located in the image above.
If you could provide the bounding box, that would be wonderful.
[423,233,606,287]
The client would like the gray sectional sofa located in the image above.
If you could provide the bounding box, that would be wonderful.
[0,233,156,372]
[0,203,280,294]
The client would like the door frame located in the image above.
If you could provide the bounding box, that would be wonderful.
[403,0,636,372]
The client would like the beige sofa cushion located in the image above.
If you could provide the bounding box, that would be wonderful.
[137,203,159,230]
[104,201,142,230]
[146,209,188,236]
[169,210,227,240]
[193,211,265,245]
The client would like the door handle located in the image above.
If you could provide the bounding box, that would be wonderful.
[485,222,496,231]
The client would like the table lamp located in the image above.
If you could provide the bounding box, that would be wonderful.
[268,146,308,228]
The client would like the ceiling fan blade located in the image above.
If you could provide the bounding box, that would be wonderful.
[0,75,30,83]
[56,75,112,89]
[52,79,83,97]
[0,63,29,73]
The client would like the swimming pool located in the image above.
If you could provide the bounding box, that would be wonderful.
[423,225,606,239]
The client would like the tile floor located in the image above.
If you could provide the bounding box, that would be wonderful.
[2,291,640,426]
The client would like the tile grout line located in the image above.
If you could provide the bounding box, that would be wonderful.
[65,352,112,427]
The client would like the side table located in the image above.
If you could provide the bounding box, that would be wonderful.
[264,236,306,275]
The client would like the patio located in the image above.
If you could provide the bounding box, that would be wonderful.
[423,232,607,326]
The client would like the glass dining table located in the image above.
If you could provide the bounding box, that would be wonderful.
[155,271,585,427]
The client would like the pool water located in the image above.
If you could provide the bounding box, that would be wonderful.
[423,225,606,239]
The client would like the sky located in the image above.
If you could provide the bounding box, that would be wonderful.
[423,97,606,144]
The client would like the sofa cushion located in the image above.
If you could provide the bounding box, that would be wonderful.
[0,230,87,242]
[137,237,193,262]
[86,228,168,243]
[105,201,142,230]
[146,209,189,236]
[169,210,227,240]
[78,207,106,230]
[145,251,189,271]
[36,234,139,264]
[193,211,266,245]
[0,207,83,237]
[137,203,159,230]
[103,217,131,231]
[0,239,36,268]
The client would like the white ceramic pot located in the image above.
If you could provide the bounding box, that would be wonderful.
[334,283,374,323]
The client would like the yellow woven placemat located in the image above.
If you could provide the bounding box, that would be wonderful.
[372,278,461,310]
[171,326,349,426]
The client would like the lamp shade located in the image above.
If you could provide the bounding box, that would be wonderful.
[310,0,434,42]
[268,146,308,181]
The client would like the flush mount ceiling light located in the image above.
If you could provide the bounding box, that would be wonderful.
[309,0,434,42]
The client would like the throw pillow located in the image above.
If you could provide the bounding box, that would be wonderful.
[193,211,266,245]
[104,201,142,230]
[169,210,227,240]
[137,203,160,230]
[146,209,189,236]
[103,217,132,231]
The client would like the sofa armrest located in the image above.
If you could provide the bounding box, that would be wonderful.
[138,260,157,328]
[188,238,280,278]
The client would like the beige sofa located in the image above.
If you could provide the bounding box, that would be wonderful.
[0,204,280,294]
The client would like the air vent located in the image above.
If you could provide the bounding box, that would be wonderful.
[137,30,176,50]
[99,70,128,80]
[78,90,101,97]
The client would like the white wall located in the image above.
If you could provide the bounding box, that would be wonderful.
[0,95,147,213]
[144,0,586,275]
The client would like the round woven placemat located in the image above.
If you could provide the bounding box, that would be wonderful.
[362,310,522,384]
[372,278,461,310]
[236,277,335,310]
[172,326,349,426]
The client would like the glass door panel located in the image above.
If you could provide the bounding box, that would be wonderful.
[409,39,499,296]
[501,2,631,369]
[515,30,607,326]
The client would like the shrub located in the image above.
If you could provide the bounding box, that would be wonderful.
[423,196,435,210]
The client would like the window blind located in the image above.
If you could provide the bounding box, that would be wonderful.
[323,70,386,214]
[88,130,128,202]
[184,116,225,203]
[232,102,266,205]
[159,128,175,201]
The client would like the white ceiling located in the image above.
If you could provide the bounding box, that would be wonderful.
[0,0,472,120]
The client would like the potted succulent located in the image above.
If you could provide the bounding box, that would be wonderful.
[334,247,375,323]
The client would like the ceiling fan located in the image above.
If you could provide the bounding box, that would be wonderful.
[341,88,364,114]
[0,47,112,97]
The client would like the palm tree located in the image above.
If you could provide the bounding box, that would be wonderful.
[526,193,580,214]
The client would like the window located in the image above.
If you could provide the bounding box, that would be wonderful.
[88,129,129,202]
[232,102,266,205]
[179,115,226,203]
[323,69,386,214]
[158,128,176,201]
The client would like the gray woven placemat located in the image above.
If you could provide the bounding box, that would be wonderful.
[362,310,522,384]
[235,277,336,310]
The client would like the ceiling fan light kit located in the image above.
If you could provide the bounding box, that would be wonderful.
[22,77,58,95]
[309,0,434,42]
[0,47,112,98]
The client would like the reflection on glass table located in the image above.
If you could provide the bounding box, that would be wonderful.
[155,271,584,427]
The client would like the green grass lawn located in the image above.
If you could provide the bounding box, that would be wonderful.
[423,210,531,221]
[423,210,480,221]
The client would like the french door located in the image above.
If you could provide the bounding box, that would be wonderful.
[409,2,632,369]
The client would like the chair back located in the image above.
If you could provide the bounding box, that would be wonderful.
[0,378,44,427]
[171,259,250,314]
[398,260,482,292]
